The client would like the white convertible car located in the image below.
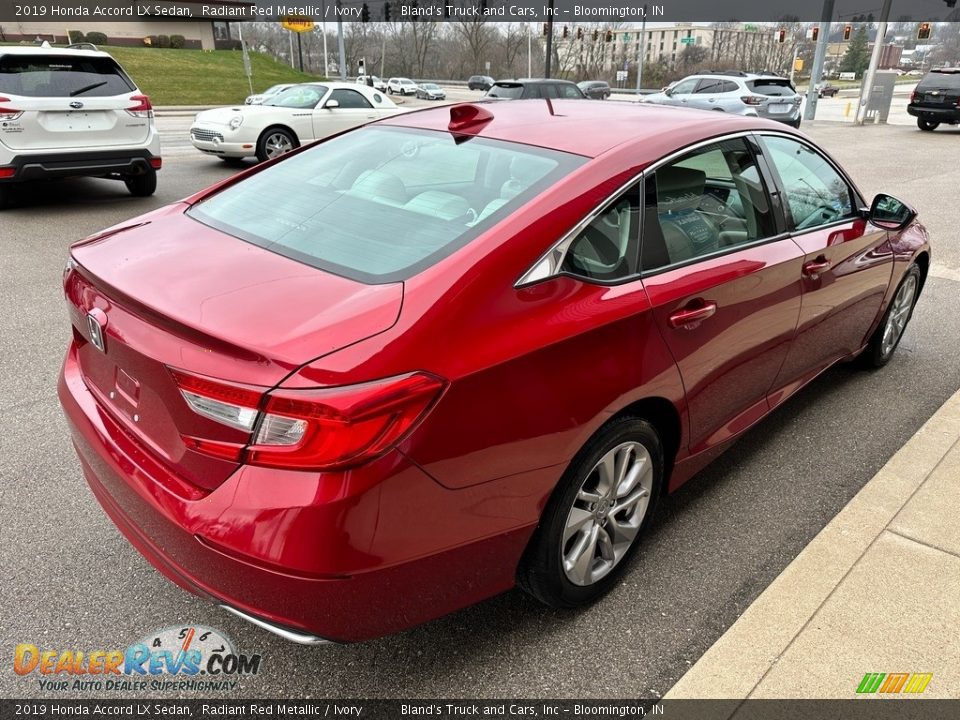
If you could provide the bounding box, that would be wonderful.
[190,82,403,162]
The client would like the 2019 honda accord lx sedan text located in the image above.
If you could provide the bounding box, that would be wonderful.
[59,100,930,644]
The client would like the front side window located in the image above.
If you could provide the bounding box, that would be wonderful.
[188,127,585,283]
[762,136,855,231]
[670,78,698,95]
[641,137,776,272]
[560,183,641,282]
[329,89,373,109]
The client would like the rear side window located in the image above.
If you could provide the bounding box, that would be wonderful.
[747,79,796,96]
[0,54,134,97]
[919,72,960,90]
[558,84,584,98]
[188,127,585,284]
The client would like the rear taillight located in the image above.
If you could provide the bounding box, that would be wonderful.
[149,157,162,169]
[171,370,447,471]
[911,91,919,103]
[0,97,23,121]
[740,95,765,106]
[127,94,154,118]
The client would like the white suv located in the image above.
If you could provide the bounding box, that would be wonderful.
[0,43,161,209]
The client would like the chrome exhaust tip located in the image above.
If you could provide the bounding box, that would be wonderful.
[219,604,332,646]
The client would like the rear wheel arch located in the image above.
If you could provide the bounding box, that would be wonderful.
[611,397,682,488]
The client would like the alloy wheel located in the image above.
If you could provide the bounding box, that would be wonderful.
[881,274,917,358]
[264,132,293,159]
[561,441,654,586]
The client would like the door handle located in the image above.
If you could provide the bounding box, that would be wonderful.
[668,301,717,329]
[803,258,831,277]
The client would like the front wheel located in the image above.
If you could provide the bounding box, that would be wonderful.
[917,117,939,131]
[860,264,921,369]
[124,168,156,197]
[518,417,663,608]
[256,128,298,162]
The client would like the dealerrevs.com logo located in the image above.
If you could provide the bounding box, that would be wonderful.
[13,625,262,693]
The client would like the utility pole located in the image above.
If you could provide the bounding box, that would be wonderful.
[297,33,304,72]
[636,5,647,93]
[337,18,346,80]
[855,0,893,125]
[528,26,532,78]
[288,31,295,69]
[544,0,554,78]
[803,0,835,122]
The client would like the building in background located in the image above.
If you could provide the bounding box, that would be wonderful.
[0,2,252,50]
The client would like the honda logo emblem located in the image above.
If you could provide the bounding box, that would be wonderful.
[86,311,106,353]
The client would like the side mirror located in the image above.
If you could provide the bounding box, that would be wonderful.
[868,193,916,231]
[663,87,674,96]
[324,99,340,109]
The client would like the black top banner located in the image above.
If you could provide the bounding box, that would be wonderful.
[0,0,958,24]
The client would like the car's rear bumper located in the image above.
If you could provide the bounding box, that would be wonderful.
[0,148,160,183]
[58,343,542,642]
[907,104,960,122]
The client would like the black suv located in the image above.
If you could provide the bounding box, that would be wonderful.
[907,68,960,131]
[467,75,494,91]
[486,79,586,100]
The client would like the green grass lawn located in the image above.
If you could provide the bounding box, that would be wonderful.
[101,46,319,106]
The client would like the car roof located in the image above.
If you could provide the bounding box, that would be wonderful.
[0,45,112,59]
[497,78,578,85]
[381,99,798,159]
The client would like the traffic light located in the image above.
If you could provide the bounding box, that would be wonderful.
[605,30,613,42]
[383,2,391,21]
[542,23,549,37]
[810,26,819,42]
[917,23,932,40]
[576,27,583,41]
[562,26,569,40]
[592,29,599,42]
[776,28,786,43]
[360,2,369,22]
[843,24,852,41]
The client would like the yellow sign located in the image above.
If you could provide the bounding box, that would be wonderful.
[282,17,315,33]
[794,58,804,71]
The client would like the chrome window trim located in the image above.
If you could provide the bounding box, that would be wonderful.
[515,130,758,288]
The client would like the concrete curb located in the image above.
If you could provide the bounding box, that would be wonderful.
[665,388,960,700]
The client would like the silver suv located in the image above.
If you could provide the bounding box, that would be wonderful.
[645,71,802,128]
[0,42,161,209]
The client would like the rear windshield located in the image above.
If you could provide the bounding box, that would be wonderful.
[747,79,796,96]
[0,54,134,97]
[488,84,524,99]
[919,72,960,89]
[187,126,585,283]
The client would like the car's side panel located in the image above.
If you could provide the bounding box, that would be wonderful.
[770,218,893,401]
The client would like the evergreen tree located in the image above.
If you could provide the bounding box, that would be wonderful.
[840,26,870,77]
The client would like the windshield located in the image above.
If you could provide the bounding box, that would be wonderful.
[188,126,585,283]
[748,79,796,96]
[265,85,327,108]
[0,54,134,97]
[488,84,524,99]
[919,72,960,89]
[263,84,286,95]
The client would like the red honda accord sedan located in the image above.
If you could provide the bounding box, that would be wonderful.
[59,100,929,643]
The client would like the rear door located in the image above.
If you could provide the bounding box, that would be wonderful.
[759,133,893,400]
[0,52,150,150]
[641,136,804,455]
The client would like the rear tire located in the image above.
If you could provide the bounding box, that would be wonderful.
[859,264,921,369]
[518,416,664,608]
[917,118,939,132]
[124,168,157,197]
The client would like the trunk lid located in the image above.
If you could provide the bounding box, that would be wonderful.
[65,209,403,490]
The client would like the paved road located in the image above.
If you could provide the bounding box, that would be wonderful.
[1,123,958,700]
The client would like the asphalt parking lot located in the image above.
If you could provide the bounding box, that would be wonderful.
[1,119,958,700]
